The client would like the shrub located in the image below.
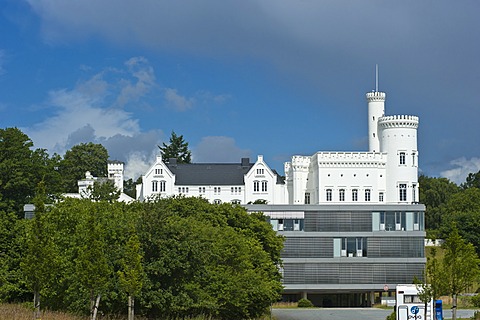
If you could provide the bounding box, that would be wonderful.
[386,310,396,320]
[471,294,480,308]
[297,298,314,308]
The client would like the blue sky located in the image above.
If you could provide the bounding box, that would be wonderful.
[1,0,480,183]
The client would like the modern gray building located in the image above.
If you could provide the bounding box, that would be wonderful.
[246,203,426,307]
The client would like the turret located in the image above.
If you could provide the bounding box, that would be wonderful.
[366,91,385,152]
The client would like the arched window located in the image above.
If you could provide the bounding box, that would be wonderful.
[339,189,345,201]
[152,180,158,192]
[253,181,259,192]
[326,189,332,201]
[261,181,268,192]
[159,180,166,192]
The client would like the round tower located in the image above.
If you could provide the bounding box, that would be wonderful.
[378,115,419,203]
[366,91,386,152]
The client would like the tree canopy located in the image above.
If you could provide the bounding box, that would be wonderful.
[59,142,109,193]
[158,131,192,164]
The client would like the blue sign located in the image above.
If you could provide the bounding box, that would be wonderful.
[411,306,419,315]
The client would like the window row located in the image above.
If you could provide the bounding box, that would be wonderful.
[324,188,383,202]
[278,211,425,232]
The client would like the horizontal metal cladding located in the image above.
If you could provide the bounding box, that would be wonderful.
[283,263,425,284]
[304,211,371,232]
[282,237,333,258]
[368,237,424,258]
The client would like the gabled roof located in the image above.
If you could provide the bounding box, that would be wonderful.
[166,161,254,186]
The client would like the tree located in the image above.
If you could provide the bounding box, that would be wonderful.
[117,233,144,320]
[414,246,445,320]
[419,175,459,231]
[461,170,480,189]
[0,128,42,215]
[21,181,57,319]
[137,197,283,319]
[158,131,191,163]
[87,180,121,203]
[60,143,109,193]
[441,188,480,254]
[442,226,480,320]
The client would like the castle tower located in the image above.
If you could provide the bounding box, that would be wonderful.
[379,115,419,203]
[108,160,125,192]
[366,91,385,152]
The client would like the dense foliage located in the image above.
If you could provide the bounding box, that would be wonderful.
[0,196,283,319]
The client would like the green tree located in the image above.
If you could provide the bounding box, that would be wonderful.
[0,128,43,215]
[442,226,480,320]
[461,170,480,189]
[21,181,56,319]
[419,175,459,232]
[441,188,480,254]
[158,131,192,163]
[60,143,109,193]
[137,197,283,319]
[87,180,121,203]
[117,233,144,320]
[75,202,112,320]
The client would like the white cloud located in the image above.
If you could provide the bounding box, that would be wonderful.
[164,88,195,111]
[193,136,251,162]
[24,57,159,156]
[440,157,480,185]
[116,56,156,107]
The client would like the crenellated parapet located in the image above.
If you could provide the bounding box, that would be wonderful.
[290,156,310,171]
[315,152,387,168]
[378,115,419,129]
[366,91,386,102]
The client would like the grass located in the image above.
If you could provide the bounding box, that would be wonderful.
[0,303,276,320]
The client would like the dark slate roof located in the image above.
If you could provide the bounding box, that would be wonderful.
[166,162,254,186]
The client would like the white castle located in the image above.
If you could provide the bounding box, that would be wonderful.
[136,87,419,206]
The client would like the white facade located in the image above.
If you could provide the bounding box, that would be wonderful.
[66,161,134,203]
[284,89,419,205]
[135,87,419,206]
[136,155,287,204]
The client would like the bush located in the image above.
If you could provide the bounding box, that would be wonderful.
[297,298,314,308]
[386,310,396,320]
[471,294,480,308]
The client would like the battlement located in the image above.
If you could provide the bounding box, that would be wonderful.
[378,115,419,128]
[315,152,387,167]
[366,91,386,101]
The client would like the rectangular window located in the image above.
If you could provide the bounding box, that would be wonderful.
[214,187,220,194]
[379,192,384,202]
[412,183,417,202]
[365,189,371,201]
[253,181,259,192]
[326,189,332,201]
[155,168,163,175]
[339,189,345,201]
[304,192,311,204]
[352,189,358,201]
[412,152,416,166]
[160,181,166,192]
[399,184,407,201]
[152,181,158,192]
[338,237,367,257]
[399,152,406,165]
[256,168,264,175]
